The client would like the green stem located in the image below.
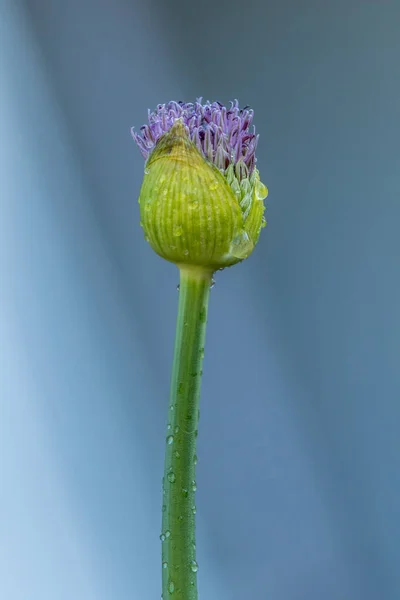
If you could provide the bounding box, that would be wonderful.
[161,265,213,599]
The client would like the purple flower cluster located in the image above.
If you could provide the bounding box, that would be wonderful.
[132,99,258,178]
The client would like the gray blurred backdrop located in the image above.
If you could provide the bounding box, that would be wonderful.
[1,0,400,598]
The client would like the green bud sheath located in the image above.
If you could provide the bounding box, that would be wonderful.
[139,121,266,270]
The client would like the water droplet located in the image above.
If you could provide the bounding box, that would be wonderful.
[167,472,176,483]
[167,435,174,445]
[144,167,150,175]
[168,581,175,594]
[192,505,197,514]
[160,533,166,541]
[176,284,180,291]
[174,426,180,434]
[181,488,188,498]
[162,561,168,569]
[261,216,267,228]
[190,560,199,573]
[255,180,268,200]
[192,480,197,492]
[167,423,171,430]
[183,249,189,256]
[165,530,171,538]
[229,230,254,260]
[210,278,215,289]
[193,454,198,465]
[173,225,183,237]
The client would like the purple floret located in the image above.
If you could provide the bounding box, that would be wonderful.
[131,99,259,177]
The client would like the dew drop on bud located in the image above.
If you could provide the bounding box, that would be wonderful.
[165,530,171,538]
[210,278,215,289]
[167,472,176,483]
[229,230,254,260]
[255,180,268,200]
[166,435,174,445]
[172,225,183,237]
[168,581,175,594]
[162,561,168,569]
[160,533,166,541]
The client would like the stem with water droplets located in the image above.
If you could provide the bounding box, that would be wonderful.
[161,265,213,599]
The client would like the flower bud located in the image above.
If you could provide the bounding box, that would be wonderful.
[132,100,268,270]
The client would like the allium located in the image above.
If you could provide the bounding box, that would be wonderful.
[132,99,268,269]
[130,99,270,600]
[132,99,258,176]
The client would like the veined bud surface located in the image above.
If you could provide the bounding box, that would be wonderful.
[132,100,268,270]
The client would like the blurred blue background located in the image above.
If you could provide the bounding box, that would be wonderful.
[1,0,400,598]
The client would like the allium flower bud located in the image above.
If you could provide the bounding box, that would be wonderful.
[131,99,268,270]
